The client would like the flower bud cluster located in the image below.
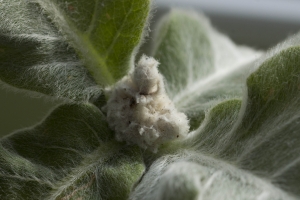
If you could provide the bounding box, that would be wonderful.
[105,55,189,152]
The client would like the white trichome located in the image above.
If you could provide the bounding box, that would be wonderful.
[105,55,189,152]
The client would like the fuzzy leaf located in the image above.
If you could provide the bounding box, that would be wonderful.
[0,0,101,102]
[0,103,145,199]
[152,10,261,129]
[220,45,300,196]
[131,152,295,200]
[153,10,214,95]
[188,99,242,153]
[184,37,300,198]
[36,0,151,85]
[141,15,300,198]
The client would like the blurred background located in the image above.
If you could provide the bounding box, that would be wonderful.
[1,0,300,137]
[155,0,300,49]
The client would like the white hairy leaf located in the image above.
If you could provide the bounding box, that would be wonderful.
[1,1,300,199]
[0,0,101,102]
[131,9,300,200]
[131,152,296,200]
[152,10,262,130]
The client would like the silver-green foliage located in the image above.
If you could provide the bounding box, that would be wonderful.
[1,0,300,199]
[0,0,149,199]
[134,10,300,200]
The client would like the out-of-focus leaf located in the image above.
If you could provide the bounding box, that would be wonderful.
[0,103,145,199]
[153,10,214,95]
[36,0,151,85]
[152,10,261,129]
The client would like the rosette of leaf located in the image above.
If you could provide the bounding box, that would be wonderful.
[1,0,300,199]
[0,0,150,199]
[131,10,300,200]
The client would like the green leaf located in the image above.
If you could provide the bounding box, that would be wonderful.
[186,38,300,197]
[141,22,300,198]
[52,146,144,200]
[152,10,261,129]
[188,99,242,154]
[219,45,300,196]
[153,10,214,96]
[0,103,145,199]
[36,0,151,85]
[150,100,242,160]
[0,0,101,102]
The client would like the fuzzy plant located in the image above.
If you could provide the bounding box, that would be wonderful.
[1,0,300,199]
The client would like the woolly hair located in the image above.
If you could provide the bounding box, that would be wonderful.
[105,55,190,152]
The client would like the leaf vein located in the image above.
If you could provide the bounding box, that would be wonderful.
[104,0,134,59]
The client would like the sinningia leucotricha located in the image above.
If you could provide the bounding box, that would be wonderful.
[1,0,300,199]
